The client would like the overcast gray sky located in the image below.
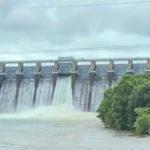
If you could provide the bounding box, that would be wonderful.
[0,0,150,60]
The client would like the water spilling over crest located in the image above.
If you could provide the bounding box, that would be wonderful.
[73,79,90,111]
[0,79,16,113]
[0,76,79,119]
[52,76,73,106]
[0,76,81,120]
[0,75,97,121]
[17,79,35,112]
[35,78,53,106]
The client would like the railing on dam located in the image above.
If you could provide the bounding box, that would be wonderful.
[0,57,150,113]
[0,57,150,77]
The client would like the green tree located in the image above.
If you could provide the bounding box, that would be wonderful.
[97,74,150,132]
[135,107,150,134]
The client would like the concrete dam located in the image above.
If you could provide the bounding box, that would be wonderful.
[0,57,150,113]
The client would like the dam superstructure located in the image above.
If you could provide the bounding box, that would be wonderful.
[0,57,150,113]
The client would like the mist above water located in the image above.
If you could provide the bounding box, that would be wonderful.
[0,105,96,120]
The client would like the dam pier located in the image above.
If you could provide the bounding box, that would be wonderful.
[0,57,150,113]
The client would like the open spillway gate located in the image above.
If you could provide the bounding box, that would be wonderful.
[0,57,150,113]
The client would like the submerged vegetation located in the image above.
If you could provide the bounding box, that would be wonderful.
[97,74,150,135]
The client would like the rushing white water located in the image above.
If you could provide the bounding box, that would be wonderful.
[0,105,95,120]
[35,78,53,106]
[73,79,90,111]
[52,76,73,106]
[17,79,35,112]
[90,80,108,111]
[0,79,16,113]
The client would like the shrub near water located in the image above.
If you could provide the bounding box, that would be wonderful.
[97,74,150,134]
[135,107,150,134]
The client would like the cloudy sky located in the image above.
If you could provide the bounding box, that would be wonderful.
[0,0,150,60]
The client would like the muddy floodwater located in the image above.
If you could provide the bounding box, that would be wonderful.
[0,106,149,150]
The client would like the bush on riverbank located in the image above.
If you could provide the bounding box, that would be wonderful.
[135,107,150,134]
[97,74,150,134]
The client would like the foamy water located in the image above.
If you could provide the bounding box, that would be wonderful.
[0,106,149,150]
[0,105,96,120]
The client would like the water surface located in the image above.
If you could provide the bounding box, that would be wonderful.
[0,106,149,150]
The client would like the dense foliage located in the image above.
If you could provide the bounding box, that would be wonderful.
[135,107,150,134]
[97,74,150,134]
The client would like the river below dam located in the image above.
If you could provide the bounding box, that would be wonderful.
[0,106,149,150]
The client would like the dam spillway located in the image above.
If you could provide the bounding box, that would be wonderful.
[52,76,73,106]
[0,57,150,113]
